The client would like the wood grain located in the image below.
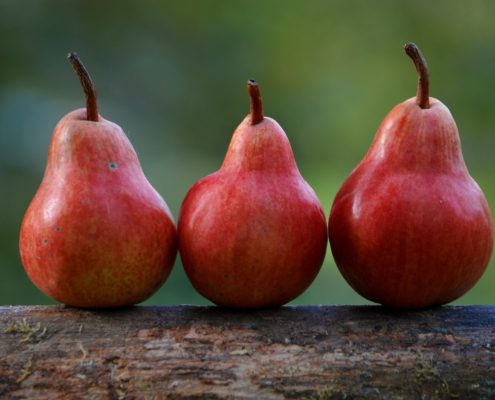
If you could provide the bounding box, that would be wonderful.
[0,305,494,399]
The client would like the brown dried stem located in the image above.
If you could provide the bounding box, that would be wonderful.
[404,43,430,109]
[67,52,99,121]
[247,80,264,125]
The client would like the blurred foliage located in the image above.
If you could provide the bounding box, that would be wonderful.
[1,0,495,306]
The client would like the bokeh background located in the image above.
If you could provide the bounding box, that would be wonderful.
[1,0,494,306]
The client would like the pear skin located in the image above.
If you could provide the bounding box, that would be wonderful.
[178,81,327,308]
[19,53,177,308]
[328,44,493,309]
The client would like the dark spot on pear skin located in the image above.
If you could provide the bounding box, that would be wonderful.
[55,226,61,232]
[43,238,49,245]
[108,162,118,171]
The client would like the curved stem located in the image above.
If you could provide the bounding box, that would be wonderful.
[404,43,430,109]
[247,80,264,125]
[67,52,99,121]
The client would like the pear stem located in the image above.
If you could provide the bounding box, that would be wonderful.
[404,43,430,109]
[247,80,264,125]
[67,52,99,121]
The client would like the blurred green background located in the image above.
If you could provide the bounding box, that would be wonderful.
[1,0,494,306]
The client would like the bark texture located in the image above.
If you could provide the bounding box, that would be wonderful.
[0,305,494,399]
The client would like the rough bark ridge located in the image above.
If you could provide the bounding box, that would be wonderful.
[0,305,494,399]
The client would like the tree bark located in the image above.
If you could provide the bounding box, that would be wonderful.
[0,305,494,399]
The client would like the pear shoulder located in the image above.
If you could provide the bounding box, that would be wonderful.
[55,108,127,133]
[221,115,299,174]
[48,108,139,166]
[365,97,465,173]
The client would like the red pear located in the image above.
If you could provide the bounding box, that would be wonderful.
[178,80,327,308]
[19,53,177,308]
[328,43,493,309]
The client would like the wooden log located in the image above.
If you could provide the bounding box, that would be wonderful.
[0,305,494,399]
